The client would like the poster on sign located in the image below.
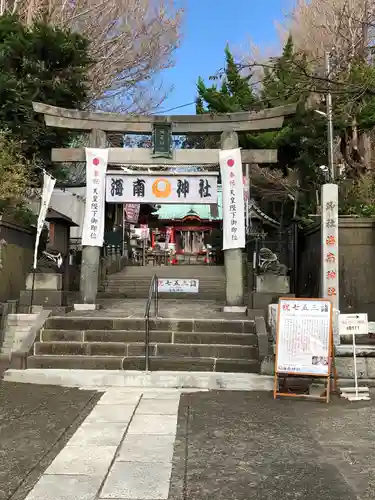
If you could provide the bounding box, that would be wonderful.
[82,148,108,247]
[219,148,245,250]
[274,298,335,403]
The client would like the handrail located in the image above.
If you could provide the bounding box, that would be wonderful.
[144,274,159,371]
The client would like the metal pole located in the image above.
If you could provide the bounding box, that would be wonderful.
[325,52,335,181]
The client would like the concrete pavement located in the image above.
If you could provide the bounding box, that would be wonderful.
[25,389,182,500]
[3,384,375,500]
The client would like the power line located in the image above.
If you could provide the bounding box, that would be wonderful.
[154,101,197,115]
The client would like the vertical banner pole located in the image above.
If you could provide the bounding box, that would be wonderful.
[31,172,56,312]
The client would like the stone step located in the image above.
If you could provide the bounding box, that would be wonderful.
[45,317,255,334]
[26,355,261,372]
[102,292,226,300]
[117,265,225,277]
[34,341,258,359]
[41,329,258,346]
[3,368,274,390]
[340,334,375,345]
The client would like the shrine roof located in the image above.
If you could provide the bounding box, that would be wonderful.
[154,186,280,227]
[154,186,223,221]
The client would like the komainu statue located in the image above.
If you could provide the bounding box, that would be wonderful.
[258,247,288,276]
[35,250,64,273]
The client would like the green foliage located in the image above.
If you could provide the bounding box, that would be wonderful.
[190,38,328,217]
[339,176,375,217]
[196,46,258,113]
[0,14,92,178]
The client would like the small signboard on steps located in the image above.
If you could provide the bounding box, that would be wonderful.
[157,279,199,293]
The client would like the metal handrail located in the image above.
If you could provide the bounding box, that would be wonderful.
[144,274,159,371]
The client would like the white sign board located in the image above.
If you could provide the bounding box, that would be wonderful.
[106,174,218,204]
[321,184,339,310]
[82,148,108,246]
[157,278,199,293]
[339,313,368,336]
[276,298,332,376]
[219,148,245,250]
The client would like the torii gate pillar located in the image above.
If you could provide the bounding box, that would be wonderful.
[78,129,106,309]
[221,131,244,307]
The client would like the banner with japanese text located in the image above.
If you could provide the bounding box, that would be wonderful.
[219,148,245,250]
[33,172,56,269]
[321,184,339,311]
[124,203,140,223]
[106,174,218,204]
[82,148,108,246]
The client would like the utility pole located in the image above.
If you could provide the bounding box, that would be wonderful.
[325,52,335,181]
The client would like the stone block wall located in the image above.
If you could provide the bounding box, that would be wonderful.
[298,217,375,319]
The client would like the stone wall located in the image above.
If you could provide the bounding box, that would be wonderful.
[0,217,35,303]
[298,217,375,319]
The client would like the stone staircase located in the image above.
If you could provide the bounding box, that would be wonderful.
[1,313,37,356]
[27,315,260,373]
[101,265,226,301]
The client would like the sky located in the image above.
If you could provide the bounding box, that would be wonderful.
[159,0,292,115]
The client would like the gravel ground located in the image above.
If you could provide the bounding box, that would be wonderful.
[0,382,101,500]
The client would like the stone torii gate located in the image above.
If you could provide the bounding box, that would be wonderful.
[33,102,296,309]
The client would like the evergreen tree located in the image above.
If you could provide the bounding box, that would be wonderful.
[0,14,92,177]
[189,38,328,216]
[185,46,259,150]
[196,46,258,113]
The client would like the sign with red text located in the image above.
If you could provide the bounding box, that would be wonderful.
[219,148,245,250]
[82,148,108,246]
[321,184,339,310]
[275,298,333,376]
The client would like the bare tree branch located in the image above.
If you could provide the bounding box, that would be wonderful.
[4,0,183,112]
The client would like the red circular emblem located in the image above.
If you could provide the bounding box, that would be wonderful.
[227,158,234,167]
[93,158,100,166]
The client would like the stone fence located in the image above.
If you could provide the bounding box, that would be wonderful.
[298,217,375,320]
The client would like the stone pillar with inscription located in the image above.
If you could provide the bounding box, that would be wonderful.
[321,184,339,312]
[78,129,106,309]
[220,131,244,308]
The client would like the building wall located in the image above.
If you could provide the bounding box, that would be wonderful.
[0,218,35,302]
[298,217,375,319]
[50,187,86,240]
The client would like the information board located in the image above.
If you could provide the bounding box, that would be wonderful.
[275,298,333,377]
[157,279,199,293]
[339,313,368,336]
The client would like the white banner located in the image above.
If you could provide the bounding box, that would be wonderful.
[82,148,108,246]
[106,174,218,204]
[219,148,245,249]
[321,184,339,310]
[33,172,56,269]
